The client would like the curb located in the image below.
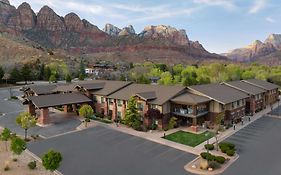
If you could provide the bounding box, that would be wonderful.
[25,149,63,175]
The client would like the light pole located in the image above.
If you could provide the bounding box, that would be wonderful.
[205,132,210,153]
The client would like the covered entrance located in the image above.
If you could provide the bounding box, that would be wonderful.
[24,93,92,125]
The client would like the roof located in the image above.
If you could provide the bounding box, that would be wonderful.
[136,91,157,100]
[77,80,132,96]
[242,79,279,91]
[171,92,211,105]
[27,93,91,108]
[189,84,249,104]
[52,84,77,92]
[26,84,57,95]
[108,84,185,105]
[223,81,266,95]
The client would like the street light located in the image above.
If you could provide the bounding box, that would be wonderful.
[205,132,210,153]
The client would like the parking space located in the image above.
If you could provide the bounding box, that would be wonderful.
[28,125,196,175]
[222,116,281,175]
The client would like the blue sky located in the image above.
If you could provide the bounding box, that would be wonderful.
[9,0,281,53]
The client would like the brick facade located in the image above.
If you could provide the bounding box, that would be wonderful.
[38,108,50,125]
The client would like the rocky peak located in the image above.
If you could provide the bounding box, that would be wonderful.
[103,23,121,36]
[64,12,84,32]
[36,5,66,31]
[265,34,281,49]
[118,25,135,36]
[139,25,189,45]
[0,0,9,5]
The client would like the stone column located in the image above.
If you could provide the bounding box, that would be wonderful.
[112,99,117,121]
[121,101,126,119]
[193,105,197,115]
[28,103,36,116]
[104,98,108,116]
[38,108,50,125]
[64,105,69,113]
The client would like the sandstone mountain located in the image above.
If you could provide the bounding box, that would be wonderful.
[0,0,226,66]
[225,34,281,65]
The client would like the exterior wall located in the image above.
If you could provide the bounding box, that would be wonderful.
[225,105,245,122]
[266,88,279,105]
[209,101,223,113]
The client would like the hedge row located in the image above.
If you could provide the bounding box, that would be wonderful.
[200,152,226,164]
[219,142,236,156]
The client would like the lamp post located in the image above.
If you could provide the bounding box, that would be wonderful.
[205,132,210,153]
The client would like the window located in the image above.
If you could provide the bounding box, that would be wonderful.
[118,100,122,107]
[237,100,240,107]
[93,96,97,102]
[101,97,105,104]
[117,111,122,118]
[109,99,114,104]
[151,104,157,109]
[137,103,144,111]
[232,102,234,108]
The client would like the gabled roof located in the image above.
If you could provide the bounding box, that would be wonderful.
[25,84,57,95]
[80,80,133,96]
[189,84,249,105]
[108,84,185,105]
[223,81,266,95]
[171,91,211,105]
[27,93,91,108]
[242,79,279,91]
[52,84,77,92]
[136,91,157,100]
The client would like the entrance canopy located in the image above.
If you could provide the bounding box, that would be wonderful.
[27,92,92,108]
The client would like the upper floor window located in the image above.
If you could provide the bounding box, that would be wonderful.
[117,100,122,107]
[137,103,144,111]
[101,97,105,104]
[151,104,157,109]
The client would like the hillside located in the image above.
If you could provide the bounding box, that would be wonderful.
[0,0,226,66]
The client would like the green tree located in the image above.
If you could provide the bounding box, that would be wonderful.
[242,70,255,80]
[168,117,177,129]
[172,64,184,76]
[10,137,26,155]
[79,104,93,127]
[65,74,72,83]
[0,128,11,151]
[79,60,86,78]
[136,74,150,84]
[10,67,21,83]
[16,112,37,140]
[21,64,32,84]
[42,150,62,172]
[78,73,85,81]
[124,97,139,127]
[49,74,57,83]
[0,66,4,83]
[44,66,52,81]
[181,66,198,86]
[158,72,173,85]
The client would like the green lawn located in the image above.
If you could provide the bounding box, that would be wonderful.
[164,130,214,147]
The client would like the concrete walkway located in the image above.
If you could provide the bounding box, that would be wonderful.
[82,101,280,156]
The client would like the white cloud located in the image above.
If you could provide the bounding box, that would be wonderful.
[249,0,267,14]
[266,17,276,23]
[193,0,236,10]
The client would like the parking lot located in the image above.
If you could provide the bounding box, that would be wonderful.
[223,115,281,175]
[28,125,196,175]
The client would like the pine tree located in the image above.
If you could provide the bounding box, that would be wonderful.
[124,97,138,127]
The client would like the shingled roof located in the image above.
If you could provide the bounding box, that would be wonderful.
[189,84,249,104]
[27,93,91,108]
[242,79,279,91]
[223,81,266,95]
[171,92,211,105]
[77,80,133,96]
[108,84,185,105]
[25,84,57,95]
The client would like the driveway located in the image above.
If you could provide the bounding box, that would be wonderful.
[222,116,281,175]
[0,88,81,138]
[28,125,196,175]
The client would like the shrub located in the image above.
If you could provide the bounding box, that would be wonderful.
[204,144,214,150]
[28,161,37,170]
[168,117,177,129]
[219,142,235,150]
[206,154,216,161]
[226,149,235,156]
[132,119,142,131]
[215,156,226,164]
[12,158,17,162]
[220,145,229,153]
[163,127,169,131]
[200,152,211,159]
[208,161,221,169]
[42,150,62,171]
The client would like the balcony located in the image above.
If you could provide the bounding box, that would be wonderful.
[172,107,208,118]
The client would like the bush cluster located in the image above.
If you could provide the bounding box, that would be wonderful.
[28,161,37,170]
[204,144,214,150]
[219,142,236,156]
[200,152,226,164]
